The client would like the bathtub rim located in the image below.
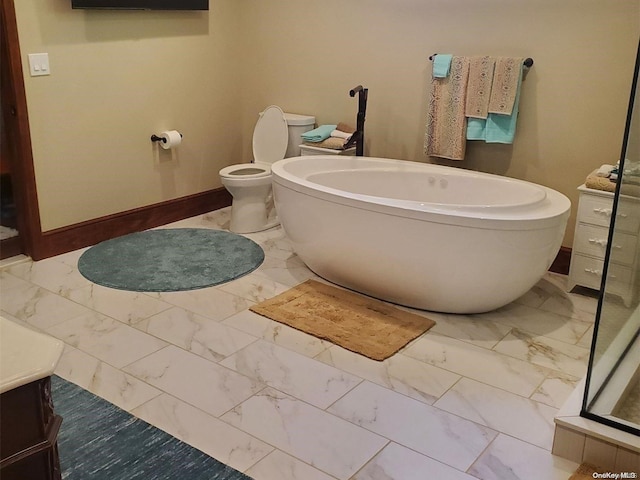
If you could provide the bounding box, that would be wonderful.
[272,155,571,231]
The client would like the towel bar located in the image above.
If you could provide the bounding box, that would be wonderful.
[429,54,533,68]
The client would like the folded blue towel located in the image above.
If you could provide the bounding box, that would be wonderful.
[466,118,486,141]
[301,124,337,143]
[467,65,524,144]
[433,54,453,78]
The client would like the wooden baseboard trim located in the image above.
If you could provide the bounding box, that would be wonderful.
[32,188,231,260]
[549,246,571,275]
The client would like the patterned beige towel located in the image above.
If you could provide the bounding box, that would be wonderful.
[465,56,496,119]
[488,56,524,115]
[425,56,470,160]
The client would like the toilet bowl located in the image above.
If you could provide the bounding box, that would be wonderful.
[220,106,315,233]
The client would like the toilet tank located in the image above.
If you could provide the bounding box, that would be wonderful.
[283,113,315,158]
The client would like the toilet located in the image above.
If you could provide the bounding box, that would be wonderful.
[220,106,315,233]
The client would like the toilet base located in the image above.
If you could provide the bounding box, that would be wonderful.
[229,197,280,234]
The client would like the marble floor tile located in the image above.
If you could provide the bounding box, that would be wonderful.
[315,346,460,405]
[132,393,273,473]
[577,324,595,349]
[161,211,229,230]
[1,215,618,480]
[493,328,590,378]
[515,272,593,313]
[353,442,476,480]
[246,231,295,261]
[255,254,319,287]
[538,291,599,324]
[217,272,291,304]
[45,311,168,369]
[426,311,513,348]
[220,340,362,409]
[1,283,92,330]
[328,381,497,471]
[153,287,253,321]
[468,433,579,480]
[221,310,331,358]
[245,450,337,480]
[434,377,557,450]
[403,332,548,397]
[66,283,173,325]
[55,347,162,411]
[6,257,91,295]
[123,345,262,417]
[530,371,580,408]
[49,247,89,267]
[136,306,258,362]
[475,302,593,345]
[0,270,34,292]
[221,387,388,480]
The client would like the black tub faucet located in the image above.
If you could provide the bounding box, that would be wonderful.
[345,85,368,156]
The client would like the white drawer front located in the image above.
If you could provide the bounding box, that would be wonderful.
[608,231,638,266]
[577,194,614,228]
[615,197,640,233]
[573,224,610,259]
[570,254,633,294]
[574,224,638,265]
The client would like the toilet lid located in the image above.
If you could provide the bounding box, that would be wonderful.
[253,105,289,165]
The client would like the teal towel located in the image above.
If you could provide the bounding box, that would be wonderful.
[467,65,524,144]
[433,54,453,78]
[466,118,486,141]
[301,124,337,142]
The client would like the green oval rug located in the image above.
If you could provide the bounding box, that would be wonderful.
[78,228,264,292]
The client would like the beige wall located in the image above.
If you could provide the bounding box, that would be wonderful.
[16,0,244,231]
[237,0,639,246]
[16,0,640,246]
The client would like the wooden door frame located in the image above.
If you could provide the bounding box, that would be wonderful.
[1,0,43,259]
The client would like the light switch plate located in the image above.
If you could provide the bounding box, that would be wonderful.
[28,53,50,77]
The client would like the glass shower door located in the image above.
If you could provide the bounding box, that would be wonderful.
[581,41,640,437]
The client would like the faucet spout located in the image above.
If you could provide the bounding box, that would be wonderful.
[348,85,368,156]
[349,85,364,97]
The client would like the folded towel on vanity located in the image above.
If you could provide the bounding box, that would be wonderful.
[488,57,524,115]
[465,56,496,119]
[432,54,453,78]
[303,137,348,150]
[330,130,352,140]
[596,164,616,177]
[584,169,640,197]
[585,169,616,192]
[336,122,356,134]
[425,56,470,160]
[301,124,337,142]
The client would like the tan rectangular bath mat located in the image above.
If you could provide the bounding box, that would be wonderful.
[569,463,609,480]
[250,280,435,361]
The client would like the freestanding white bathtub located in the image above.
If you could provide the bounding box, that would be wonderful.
[271,156,571,314]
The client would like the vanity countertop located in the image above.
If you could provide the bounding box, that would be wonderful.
[0,316,64,394]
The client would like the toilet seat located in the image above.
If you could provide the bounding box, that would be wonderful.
[219,162,271,179]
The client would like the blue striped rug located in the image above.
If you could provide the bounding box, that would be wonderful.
[52,376,253,480]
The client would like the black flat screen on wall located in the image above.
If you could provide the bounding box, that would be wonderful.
[72,0,208,10]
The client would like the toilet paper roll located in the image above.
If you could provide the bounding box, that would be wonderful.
[160,130,182,149]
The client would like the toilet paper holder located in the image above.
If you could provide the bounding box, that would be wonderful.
[150,132,183,144]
